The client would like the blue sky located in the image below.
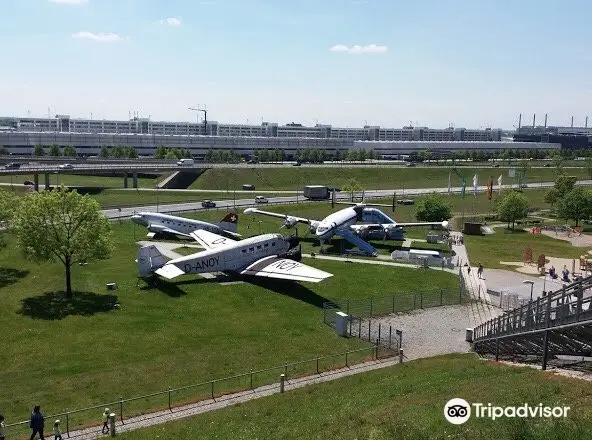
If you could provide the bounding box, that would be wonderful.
[0,0,590,129]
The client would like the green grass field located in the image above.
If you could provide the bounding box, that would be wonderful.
[118,354,592,440]
[0,220,458,428]
[464,229,592,270]
[189,167,588,191]
[0,173,160,188]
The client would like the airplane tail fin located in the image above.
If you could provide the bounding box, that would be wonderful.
[136,245,169,278]
[219,212,239,233]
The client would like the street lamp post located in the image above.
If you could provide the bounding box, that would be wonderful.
[523,280,535,302]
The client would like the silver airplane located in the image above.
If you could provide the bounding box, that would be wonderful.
[136,230,333,283]
[131,211,240,239]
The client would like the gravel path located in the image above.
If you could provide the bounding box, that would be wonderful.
[360,305,472,361]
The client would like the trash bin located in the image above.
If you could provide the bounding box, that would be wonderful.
[335,312,349,337]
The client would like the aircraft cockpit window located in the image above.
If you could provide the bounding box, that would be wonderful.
[249,247,254,252]
[257,245,262,250]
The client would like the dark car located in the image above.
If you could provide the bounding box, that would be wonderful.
[201,200,216,208]
[4,162,20,169]
[293,162,301,166]
[23,180,34,186]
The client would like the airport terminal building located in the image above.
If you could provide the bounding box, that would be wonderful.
[0,114,560,157]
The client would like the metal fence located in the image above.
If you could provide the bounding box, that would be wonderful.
[473,275,592,342]
[322,287,468,328]
[5,345,393,438]
[347,316,403,350]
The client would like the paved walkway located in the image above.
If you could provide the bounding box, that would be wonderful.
[45,356,406,439]
[540,230,592,247]
[301,253,458,274]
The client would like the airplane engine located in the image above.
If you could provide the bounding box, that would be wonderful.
[282,216,299,229]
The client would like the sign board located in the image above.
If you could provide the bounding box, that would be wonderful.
[508,168,516,178]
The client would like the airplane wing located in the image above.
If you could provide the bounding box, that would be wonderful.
[147,224,191,238]
[243,208,315,226]
[397,221,449,228]
[189,229,237,249]
[155,264,186,280]
[239,255,333,283]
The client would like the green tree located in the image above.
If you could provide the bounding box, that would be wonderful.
[544,188,559,209]
[98,146,110,158]
[415,193,452,222]
[346,149,357,162]
[517,160,529,186]
[333,149,341,162]
[497,191,529,230]
[15,189,113,298]
[63,146,77,157]
[585,156,592,180]
[112,145,125,158]
[342,178,363,201]
[165,150,178,160]
[551,153,564,175]
[33,145,45,156]
[0,189,21,247]
[125,146,138,158]
[205,149,214,162]
[556,187,592,227]
[49,144,61,157]
[0,146,7,155]
[154,146,167,159]
[554,175,577,197]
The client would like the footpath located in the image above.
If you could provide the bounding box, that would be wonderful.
[44,357,406,439]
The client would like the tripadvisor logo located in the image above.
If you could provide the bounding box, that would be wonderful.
[444,398,570,425]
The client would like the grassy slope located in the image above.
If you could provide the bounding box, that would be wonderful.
[0,221,457,423]
[464,229,592,269]
[119,354,592,440]
[190,167,588,191]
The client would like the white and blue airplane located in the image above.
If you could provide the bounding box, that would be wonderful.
[131,211,240,239]
[244,204,448,257]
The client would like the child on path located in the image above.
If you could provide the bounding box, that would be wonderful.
[52,420,63,440]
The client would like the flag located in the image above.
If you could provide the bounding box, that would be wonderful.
[487,178,493,200]
[448,171,451,195]
[461,177,466,199]
[497,174,503,193]
[473,174,478,196]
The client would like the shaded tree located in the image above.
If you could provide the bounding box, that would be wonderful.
[342,178,363,201]
[98,146,110,158]
[33,145,45,156]
[0,146,7,156]
[544,188,559,209]
[15,189,113,298]
[415,194,452,222]
[556,187,592,227]
[585,156,592,180]
[497,191,529,230]
[63,146,77,157]
[554,174,577,198]
[49,144,61,157]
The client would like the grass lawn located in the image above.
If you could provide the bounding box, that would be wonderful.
[0,173,161,188]
[190,167,588,191]
[118,353,592,440]
[0,220,458,430]
[464,229,592,270]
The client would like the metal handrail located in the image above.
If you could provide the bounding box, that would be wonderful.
[5,345,385,432]
[473,276,592,342]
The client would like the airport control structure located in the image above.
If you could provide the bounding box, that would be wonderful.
[0,113,560,158]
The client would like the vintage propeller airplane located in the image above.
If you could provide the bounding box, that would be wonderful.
[136,230,333,283]
[244,192,448,256]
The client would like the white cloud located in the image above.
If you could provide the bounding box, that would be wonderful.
[159,17,182,27]
[329,44,388,54]
[72,32,122,43]
[49,0,88,4]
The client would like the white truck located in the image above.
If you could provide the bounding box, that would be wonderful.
[303,185,329,200]
[177,158,195,166]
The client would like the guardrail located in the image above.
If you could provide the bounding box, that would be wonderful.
[0,163,195,173]
[473,275,592,343]
[4,345,392,438]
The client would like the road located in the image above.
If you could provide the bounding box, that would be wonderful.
[100,180,592,220]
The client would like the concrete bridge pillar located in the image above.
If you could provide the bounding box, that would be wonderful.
[34,173,39,192]
[44,173,50,190]
[123,173,128,188]
[132,171,138,189]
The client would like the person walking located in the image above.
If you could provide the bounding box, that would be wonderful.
[52,420,63,440]
[0,414,6,440]
[101,408,110,434]
[29,405,45,440]
[478,263,484,279]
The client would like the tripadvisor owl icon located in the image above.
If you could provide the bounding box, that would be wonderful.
[444,398,471,425]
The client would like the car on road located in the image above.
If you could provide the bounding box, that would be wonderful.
[23,180,34,186]
[255,196,268,204]
[59,163,73,169]
[201,200,216,208]
[4,162,20,169]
